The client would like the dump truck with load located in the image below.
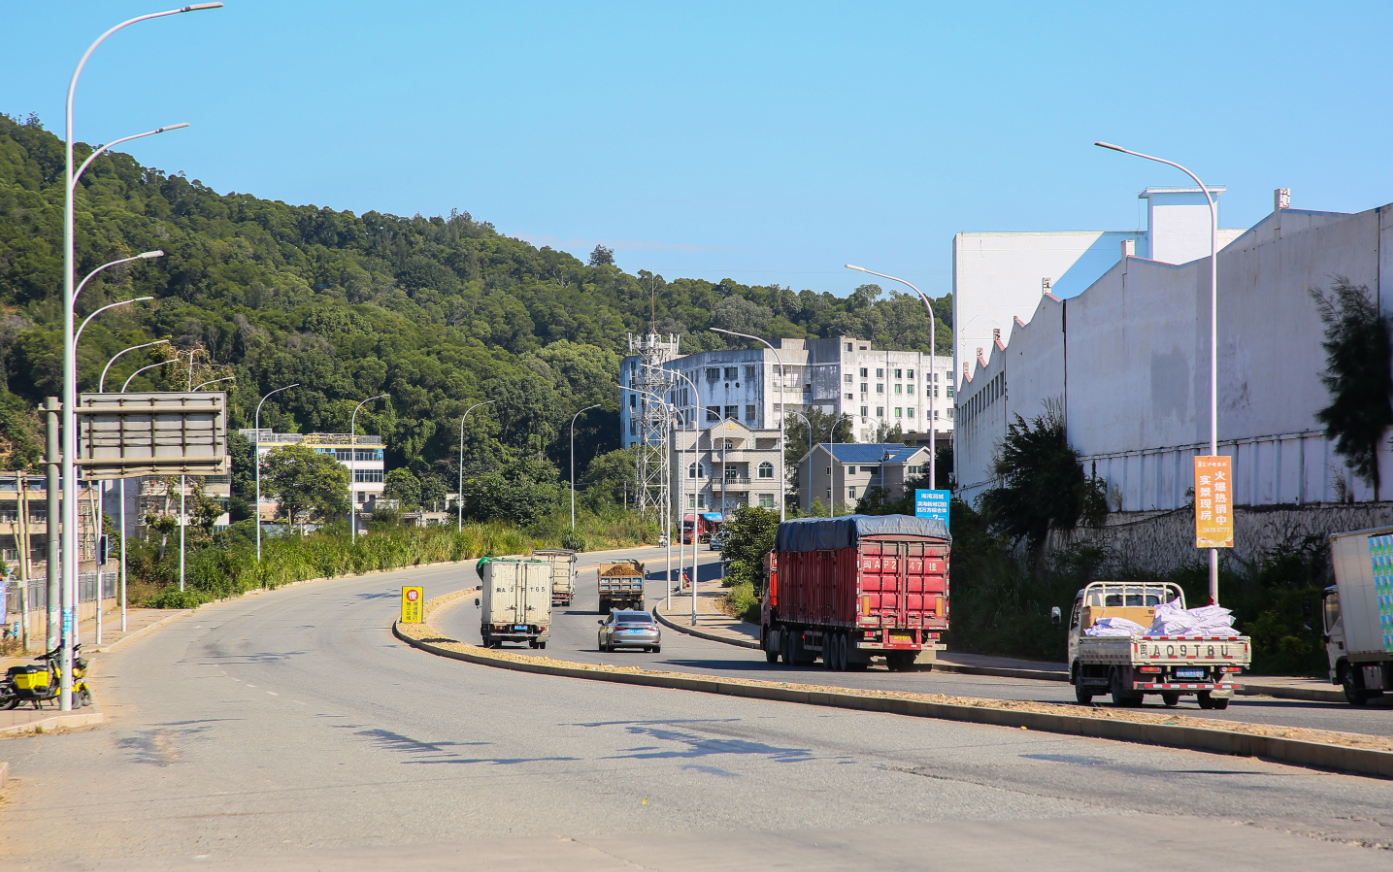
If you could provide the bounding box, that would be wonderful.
[533,548,578,606]
[597,560,645,612]
[479,557,552,649]
[1323,526,1393,705]
[1062,581,1251,709]
[761,515,950,672]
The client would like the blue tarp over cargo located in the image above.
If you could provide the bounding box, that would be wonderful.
[774,514,950,553]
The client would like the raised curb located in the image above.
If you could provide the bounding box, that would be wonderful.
[1,693,105,738]
[933,662,1068,682]
[652,605,760,649]
[91,609,196,654]
[394,619,1393,781]
[1238,683,1347,704]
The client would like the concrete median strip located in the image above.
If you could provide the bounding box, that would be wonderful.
[397,588,1393,781]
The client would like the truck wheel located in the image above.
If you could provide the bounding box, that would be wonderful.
[1109,668,1142,707]
[1342,667,1369,706]
[886,652,915,672]
[599,598,610,614]
[1208,696,1229,710]
[779,628,792,667]
[1196,691,1214,709]
[1161,692,1180,707]
[821,638,833,670]
[538,642,546,650]
[835,634,849,671]
[764,627,778,663]
[1074,682,1094,705]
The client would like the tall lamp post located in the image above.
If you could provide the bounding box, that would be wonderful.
[710,328,786,522]
[570,404,601,530]
[1095,141,1221,605]
[350,395,388,544]
[457,400,493,532]
[254,384,299,563]
[668,368,702,616]
[60,2,223,712]
[104,339,169,632]
[846,264,938,490]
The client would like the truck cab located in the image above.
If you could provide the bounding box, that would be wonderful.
[1322,583,1388,706]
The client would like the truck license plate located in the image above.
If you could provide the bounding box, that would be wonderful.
[1175,667,1204,679]
[514,625,527,631]
[890,632,912,643]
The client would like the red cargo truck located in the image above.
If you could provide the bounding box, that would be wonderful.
[760,515,949,672]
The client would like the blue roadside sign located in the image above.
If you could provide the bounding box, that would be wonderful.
[915,489,951,529]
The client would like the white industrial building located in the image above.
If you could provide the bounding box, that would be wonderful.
[621,336,954,449]
[240,430,387,519]
[955,188,1393,513]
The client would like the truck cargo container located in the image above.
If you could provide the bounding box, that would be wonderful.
[1062,581,1251,709]
[479,558,552,649]
[597,560,645,612]
[533,548,578,606]
[1324,526,1393,705]
[761,515,949,672]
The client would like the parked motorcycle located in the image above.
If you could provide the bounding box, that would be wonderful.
[2,644,91,710]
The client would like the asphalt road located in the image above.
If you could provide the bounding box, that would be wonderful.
[2,559,1388,870]
[440,546,1393,739]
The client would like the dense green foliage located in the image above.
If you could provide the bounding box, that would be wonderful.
[0,113,952,494]
[978,406,1106,552]
[1310,278,1393,499]
[261,443,350,527]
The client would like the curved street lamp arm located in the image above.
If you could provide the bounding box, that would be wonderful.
[255,384,300,427]
[75,251,163,304]
[194,376,235,391]
[73,126,188,190]
[75,297,152,345]
[99,339,169,392]
[122,357,179,392]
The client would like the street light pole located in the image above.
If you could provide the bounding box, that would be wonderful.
[570,404,600,531]
[254,384,299,564]
[846,264,938,491]
[1095,141,1221,605]
[99,339,169,392]
[457,400,493,532]
[61,0,224,713]
[710,328,786,523]
[669,368,701,612]
[350,395,388,544]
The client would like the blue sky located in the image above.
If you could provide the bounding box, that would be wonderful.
[4,1,1391,299]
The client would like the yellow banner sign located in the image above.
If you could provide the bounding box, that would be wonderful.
[401,586,424,623]
[1194,456,1233,548]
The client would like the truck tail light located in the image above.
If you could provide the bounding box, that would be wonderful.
[1138,666,1161,674]
[1220,666,1242,674]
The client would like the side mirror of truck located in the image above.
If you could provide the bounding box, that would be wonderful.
[597,620,605,625]
[1050,606,1062,628]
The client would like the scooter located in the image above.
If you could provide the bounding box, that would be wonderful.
[2,644,92,710]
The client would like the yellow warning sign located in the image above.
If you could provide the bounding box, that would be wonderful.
[1194,456,1234,548]
[401,586,424,623]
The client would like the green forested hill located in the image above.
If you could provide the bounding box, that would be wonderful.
[0,112,951,491]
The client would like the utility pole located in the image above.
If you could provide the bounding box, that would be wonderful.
[44,398,59,653]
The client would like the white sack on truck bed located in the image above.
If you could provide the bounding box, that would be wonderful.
[1084,617,1148,637]
[1146,599,1238,637]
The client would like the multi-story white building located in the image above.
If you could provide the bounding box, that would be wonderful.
[239,430,386,519]
[621,336,954,449]
[668,418,784,517]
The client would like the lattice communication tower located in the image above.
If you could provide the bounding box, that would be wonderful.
[628,332,679,518]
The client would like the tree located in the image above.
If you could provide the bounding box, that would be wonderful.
[226,431,255,522]
[1310,278,1393,499]
[383,468,421,509]
[719,504,781,591]
[977,404,1106,553]
[261,443,350,531]
[588,245,614,267]
[420,472,448,510]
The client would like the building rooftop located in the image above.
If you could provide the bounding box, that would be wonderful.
[817,443,924,464]
[239,429,384,446]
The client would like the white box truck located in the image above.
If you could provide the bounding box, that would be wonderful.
[533,548,578,606]
[479,558,552,649]
[1324,526,1393,705]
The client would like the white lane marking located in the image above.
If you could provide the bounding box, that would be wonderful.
[293,700,307,705]
[267,691,279,696]
[245,685,256,688]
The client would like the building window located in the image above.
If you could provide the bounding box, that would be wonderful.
[689,462,705,479]
[859,367,868,378]
[847,466,857,474]
[706,406,720,421]
[894,384,902,395]
[908,464,921,475]
[845,393,853,400]
[629,421,636,435]
[758,462,774,479]
[907,369,915,379]
[687,494,697,509]
[894,368,902,379]
[826,467,831,475]
[724,405,738,420]
[876,368,884,378]
[759,493,775,508]
[848,486,857,499]
[844,342,853,352]
[860,406,868,417]
[724,367,738,379]
[745,404,756,420]
[354,469,383,483]
[894,408,902,418]
[947,386,955,398]
[907,407,916,417]
[844,373,853,384]
[860,383,868,394]
[876,406,884,417]
[705,367,720,381]
[803,384,811,393]
[876,384,884,394]
[726,466,738,480]
[948,408,954,419]
[744,365,757,379]
[628,395,636,408]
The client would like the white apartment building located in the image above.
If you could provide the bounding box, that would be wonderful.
[956,188,1393,512]
[668,418,785,516]
[240,430,387,519]
[621,336,954,449]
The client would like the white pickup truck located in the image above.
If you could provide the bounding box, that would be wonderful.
[1060,581,1251,710]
